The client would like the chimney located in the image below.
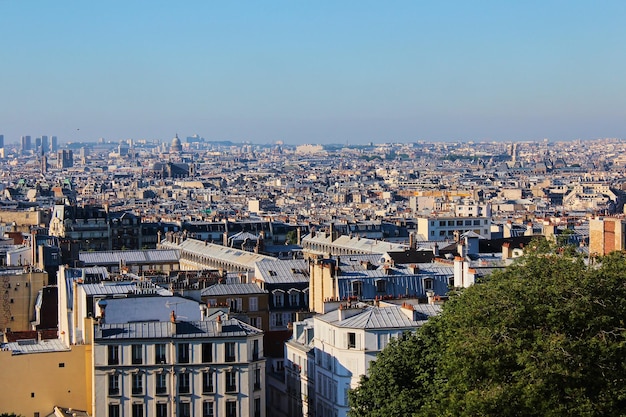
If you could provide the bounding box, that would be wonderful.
[216,314,223,333]
[453,256,464,288]
[409,232,415,250]
[296,227,302,245]
[426,290,435,305]
[502,242,512,260]
[170,310,177,334]
[97,299,108,324]
[337,304,346,321]
[400,302,417,320]
[433,242,440,257]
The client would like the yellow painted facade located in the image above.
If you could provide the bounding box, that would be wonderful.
[0,270,47,332]
[0,344,90,416]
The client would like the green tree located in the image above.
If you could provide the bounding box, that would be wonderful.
[349,244,626,417]
[285,230,298,245]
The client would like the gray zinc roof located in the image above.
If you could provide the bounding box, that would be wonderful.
[161,238,274,269]
[2,338,70,355]
[79,249,180,265]
[317,303,440,329]
[201,283,267,296]
[255,259,310,284]
[101,295,202,324]
[95,317,262,340]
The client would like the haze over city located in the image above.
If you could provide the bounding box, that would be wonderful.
[1,1,625,144]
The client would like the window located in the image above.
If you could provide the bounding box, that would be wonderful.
[254,398,261,417]
[108,404,120,417]
[249,297,258,312]
[251,317,262,329]
[375,279,386,293]
[225,342,236,362]
[203,401,215,417]
[439,221,446,226]
[273,291,284,307]
[131,344,142,365]
[465,220,471,225]
[202,370,214,393]
[254,368,261,390]
[108,374,120,396]
[448,221,455,226]
[178,343,190,363]
[252,339,259,361]
[378,333,389,350]
[178,402,191,417]
[179,373,190,394]
[107,345,119,365]
[202,343,213,363]
[156,373,167,395]
[132,373,143,395]
[351,281,363,297]
[131,404,143,417]
[348,332,356,349]
[424,279,434,291]
[226,370,237,392]
[156,403,168,417]
[273,313,284,327]
[289,290,299,307]
[155,343,167,364]
[473,220,480,225]
[226,400,237,417]
[228,297,242,312]
[456,220,463,226]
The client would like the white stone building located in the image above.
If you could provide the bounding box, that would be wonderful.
[92,298,266,417]
[285,301,440,417]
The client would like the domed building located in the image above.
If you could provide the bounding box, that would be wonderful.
[170,134,183,154]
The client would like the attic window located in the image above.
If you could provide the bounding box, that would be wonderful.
[375,280,386,293]
[268,270,277,277]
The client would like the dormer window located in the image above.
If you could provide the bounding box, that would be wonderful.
[272,290,285,307]
[288,289,300,307]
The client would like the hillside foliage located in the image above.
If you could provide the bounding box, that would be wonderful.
[349,244,626,417]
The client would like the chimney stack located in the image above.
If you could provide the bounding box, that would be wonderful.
[216,314,223,333]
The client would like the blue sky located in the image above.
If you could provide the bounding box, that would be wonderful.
[0,1,625,144]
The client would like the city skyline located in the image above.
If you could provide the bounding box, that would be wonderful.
[1,1,625,144]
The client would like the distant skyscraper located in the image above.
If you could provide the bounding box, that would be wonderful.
[21,135,31,154]
[41,135,49,155]
[50,136,58,152]
[0,134,4,148]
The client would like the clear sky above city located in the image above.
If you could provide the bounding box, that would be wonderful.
[0,1,625,145]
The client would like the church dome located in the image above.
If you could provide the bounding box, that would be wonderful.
[170,134,183,153]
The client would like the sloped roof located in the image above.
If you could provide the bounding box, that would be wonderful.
[79,249,180,265]
[255,259,310,284]
[95,316,262,340]
[201,283,267,296]
[160,238,274,270]
[316,303,441,330]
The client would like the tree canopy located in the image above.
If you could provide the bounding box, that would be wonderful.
[349,244,626,417]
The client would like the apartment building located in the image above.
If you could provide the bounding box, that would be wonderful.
[92,299,266,417]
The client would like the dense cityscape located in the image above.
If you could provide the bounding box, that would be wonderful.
[0,133,625,416]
